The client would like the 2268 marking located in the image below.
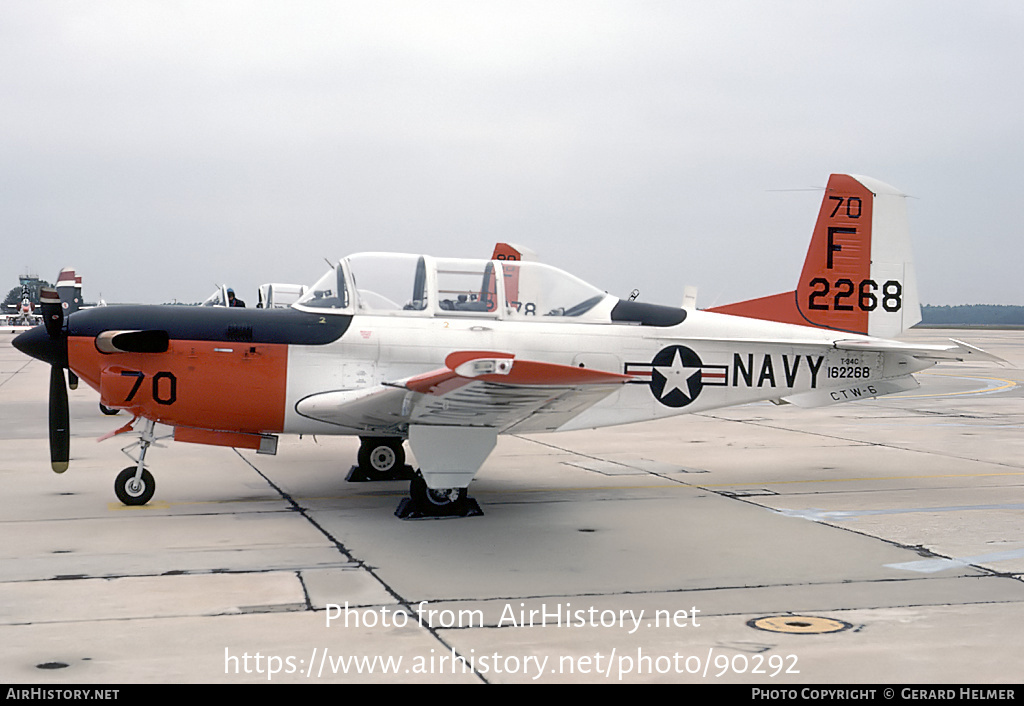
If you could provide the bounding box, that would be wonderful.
[807,278,902,312]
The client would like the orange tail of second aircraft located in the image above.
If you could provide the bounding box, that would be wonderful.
[707,174,920,338]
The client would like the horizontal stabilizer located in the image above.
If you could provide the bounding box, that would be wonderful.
[834,338,1009,364]
[782,375,920,408]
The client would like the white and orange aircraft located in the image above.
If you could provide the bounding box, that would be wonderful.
[14,174,1000,517]
[4,288,40,327]
[3,267,82,329]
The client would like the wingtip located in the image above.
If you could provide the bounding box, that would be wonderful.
[948,339,1012,366]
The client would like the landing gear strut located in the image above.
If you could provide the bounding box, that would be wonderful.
[114,418,168,506]
[346,436,414,482]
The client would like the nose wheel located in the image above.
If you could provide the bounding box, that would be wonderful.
[115,467,155,506]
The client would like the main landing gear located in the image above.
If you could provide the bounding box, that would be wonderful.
[345,436,415,482]
[394,473,482,520]
[348,436,481,519]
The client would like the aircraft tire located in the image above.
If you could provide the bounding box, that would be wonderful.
[99,403,120,416]
[358,438,405,478]
[410,474,467,509]
[115,467,155,506]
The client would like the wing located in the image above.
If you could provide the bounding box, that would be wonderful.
[295,351,633,434]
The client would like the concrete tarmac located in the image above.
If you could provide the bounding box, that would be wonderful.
[1,329,1022,684]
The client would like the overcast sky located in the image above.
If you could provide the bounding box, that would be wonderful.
[2,1,1022,307]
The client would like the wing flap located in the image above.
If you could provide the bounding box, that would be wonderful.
[296,351,632,433]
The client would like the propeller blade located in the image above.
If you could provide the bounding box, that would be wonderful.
[49,365,70,473]
[14,286,73,473]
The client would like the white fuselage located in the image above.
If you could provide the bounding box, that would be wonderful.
[282,306,932,437]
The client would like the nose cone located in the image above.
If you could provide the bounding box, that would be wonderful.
[13,325,68,368]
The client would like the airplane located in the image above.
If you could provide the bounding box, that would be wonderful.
[4,287,41,328]
[12,174,1003,518]
[4,270,81,330]
[200,283,311,309]
[256,283,308,309]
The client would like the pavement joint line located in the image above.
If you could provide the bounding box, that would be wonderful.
[694,413,1024,472]
[231,448,491,683]
[0,357,34,389]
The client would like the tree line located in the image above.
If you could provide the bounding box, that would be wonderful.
[919,304,1024,327]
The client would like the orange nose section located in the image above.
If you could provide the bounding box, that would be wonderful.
[72,337,288,433]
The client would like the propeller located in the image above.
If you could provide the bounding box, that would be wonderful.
[14,287,71,472]
[49,365,70,472]
[40,287,70,472]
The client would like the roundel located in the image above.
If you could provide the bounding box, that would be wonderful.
[649,345,705,408]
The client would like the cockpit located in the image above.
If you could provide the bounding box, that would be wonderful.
[294,253,612,322]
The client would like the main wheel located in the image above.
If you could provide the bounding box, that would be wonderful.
[410,474,467,509]
[357,438,405,477]
[115,466,155,506]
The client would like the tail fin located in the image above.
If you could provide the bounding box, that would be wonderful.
[491,243,538,262]
[707,174,920,338]
[55,267,83,316]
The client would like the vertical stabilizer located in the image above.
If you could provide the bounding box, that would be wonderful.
[55,267,83,316]
[707,174,920,337]
[491,243,538,261]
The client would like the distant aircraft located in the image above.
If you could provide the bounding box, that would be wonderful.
[257,283,308,309]
[13,175,1002,518]
[199,285,243,308]
[4,286,41,327]
[200,283,309,309]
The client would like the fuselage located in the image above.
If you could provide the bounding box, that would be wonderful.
[48,295,930,442]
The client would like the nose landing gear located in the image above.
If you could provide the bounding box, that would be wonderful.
[114,418,169,506]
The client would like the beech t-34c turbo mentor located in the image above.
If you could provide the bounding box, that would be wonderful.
[14,174,1002,518]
